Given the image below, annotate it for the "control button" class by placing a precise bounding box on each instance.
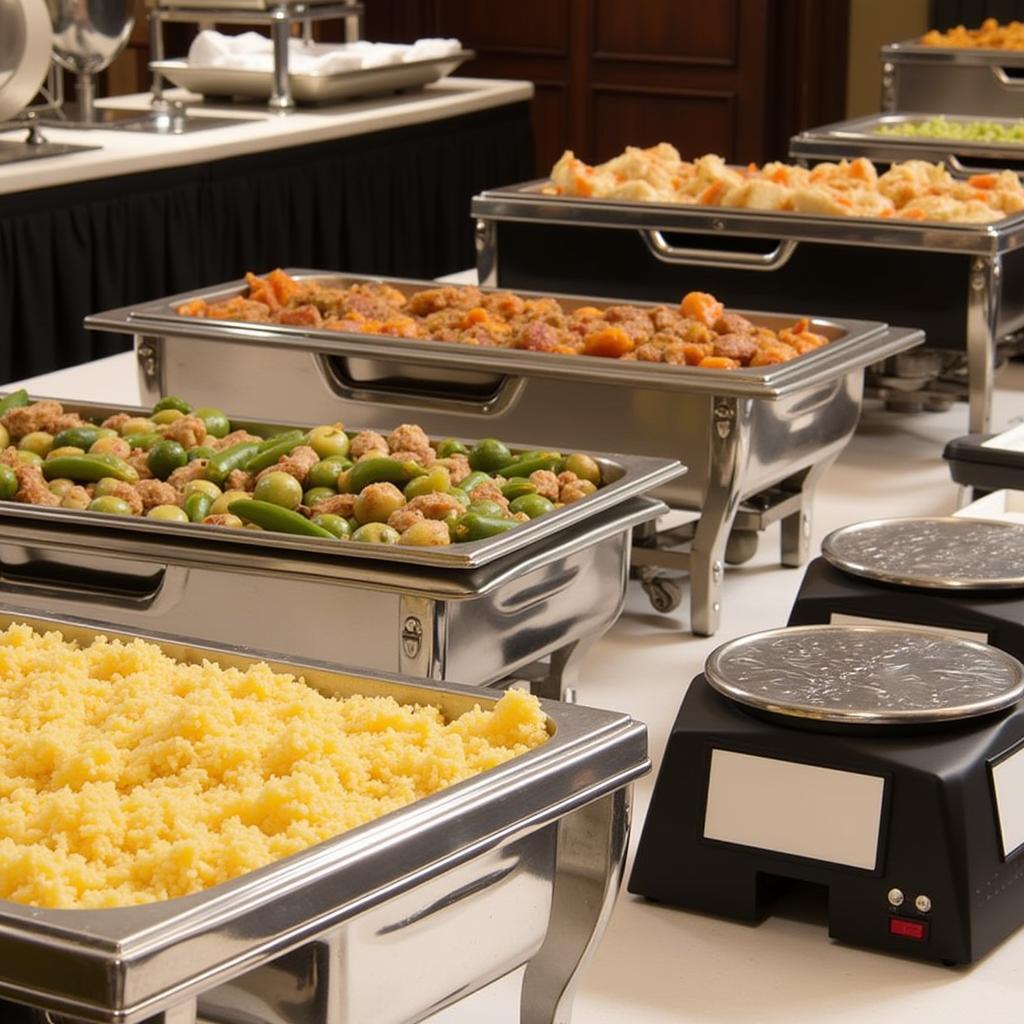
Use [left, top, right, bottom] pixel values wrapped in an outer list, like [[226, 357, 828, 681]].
[[887, 888, 905, 907], [890, 917, 928, 940], [915, 894, 932, 913]]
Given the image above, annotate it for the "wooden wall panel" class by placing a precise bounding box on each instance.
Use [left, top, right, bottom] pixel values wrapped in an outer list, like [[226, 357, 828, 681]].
[[432, 0, 570, 54], [593, 0, 738, 65]]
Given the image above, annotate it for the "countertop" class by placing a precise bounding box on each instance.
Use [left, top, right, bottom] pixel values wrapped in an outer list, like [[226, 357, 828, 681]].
[[7, 347, 1024, 1023], [0, 76, 532, 197]]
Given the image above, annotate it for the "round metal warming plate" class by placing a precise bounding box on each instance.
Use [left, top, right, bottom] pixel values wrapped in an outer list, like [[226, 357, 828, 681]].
[[705, 624, 1024, 726], [822, 517, 1024, 590], [0, 0, 51, 123]]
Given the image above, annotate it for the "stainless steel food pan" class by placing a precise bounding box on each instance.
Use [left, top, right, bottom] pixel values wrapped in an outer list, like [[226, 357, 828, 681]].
[[472, 181, 1024, 434], [881, 38, 1024, 117], [790, 112, 1024, 176], [0, 608, 648, 1024], [86, 272, 921, 635]]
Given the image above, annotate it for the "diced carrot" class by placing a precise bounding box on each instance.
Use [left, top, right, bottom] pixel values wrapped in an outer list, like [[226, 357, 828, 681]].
[[574, 175, 595, 197], [266, 268, 300, 305], [554, 345, 580, 356], [899, 208, 928, 220], [969, 174, 997, 189], [747, 162, 758, 174], [582, 326, 635, 358], [461, 307, 489, 328], [698, 180, 725, 204], [771, 167, 789, 185], [697, 356, 741, 370], [574, 306, 603, 317], [176, 299, 209, 317], [680, 291, 725, 326], [791, 317, 810, 334]]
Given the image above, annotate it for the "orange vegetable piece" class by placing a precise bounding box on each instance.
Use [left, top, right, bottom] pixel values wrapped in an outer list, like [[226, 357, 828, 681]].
[[969, 174, 997, 189], [266, 268, 300, 305], [699, 180, 725, 204], [461, 307, 490, 328], [244, 272, 278, 311], [697, 355, 740, 370], [176, 299, 209, 317], [582, 326, 635, 358], [680, 291, 725, 326], [574, 306, 603, 318], [574, 175, 595, 197]]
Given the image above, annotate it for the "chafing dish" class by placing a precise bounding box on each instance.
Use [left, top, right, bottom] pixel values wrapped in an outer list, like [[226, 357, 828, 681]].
[[790, 112, 1024, 176], [881, 38, 1024, 118], [86, 272, 921, 635], [0, 608, 648, 1023], [0, 398, 669, 698], [471, 180, 1016, 435]]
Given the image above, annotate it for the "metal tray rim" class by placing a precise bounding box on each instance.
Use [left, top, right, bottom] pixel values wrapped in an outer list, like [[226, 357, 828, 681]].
[[883, 37, 1024, 61]]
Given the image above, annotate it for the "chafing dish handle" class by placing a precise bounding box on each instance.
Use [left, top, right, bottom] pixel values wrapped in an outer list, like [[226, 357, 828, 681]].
[[947, 152, 1024, 177], [640, 232, 798, 271], [992, 66, 1024, 88]]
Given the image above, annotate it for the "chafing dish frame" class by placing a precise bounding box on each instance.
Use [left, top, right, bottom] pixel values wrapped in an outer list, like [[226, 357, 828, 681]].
[[86, 273, 919, 635], [0, 607, 649, 1024]]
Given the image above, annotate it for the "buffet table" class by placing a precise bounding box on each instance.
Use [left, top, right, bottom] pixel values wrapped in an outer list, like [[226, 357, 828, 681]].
[[10, 346, 1022, 1024], [0, 78, 533, 381]]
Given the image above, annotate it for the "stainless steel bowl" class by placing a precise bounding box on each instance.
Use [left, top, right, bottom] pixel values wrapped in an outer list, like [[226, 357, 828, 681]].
[[0, 0, 51, 122]]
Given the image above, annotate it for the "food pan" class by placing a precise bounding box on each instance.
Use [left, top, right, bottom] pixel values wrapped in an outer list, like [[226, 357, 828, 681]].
[[471, 180, 1023, 434], [0, 608, 648, 1024], [881, 38, 1024, 118], [87, 273, 921, 635], [790, 112, 1024, 177]]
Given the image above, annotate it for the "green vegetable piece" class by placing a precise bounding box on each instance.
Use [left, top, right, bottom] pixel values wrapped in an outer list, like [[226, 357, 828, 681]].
[[147, 440, 188, 480], [243, 431, 308, 474], [206, 441, 261, 486], [16, 451, 42, 467], [312, 513, 350, 538], [468, 438, 512, 473], [509, 493, 555, 519], [501, 477, 538, 500], [403, 465, 452, 500], [19, 432, 53, 457], [451, 512, 520, 542], [564, 452, 602, 485], [468, 499, 506, 518], [253, 470, 303, 510], [183, 491, 213, 523], [52, 426, 104, 451], [308, 425, 351, 460], [304, 486, 335, 507], [495, 452, 564, 480], [0, 389, 29, 415], [147, 505, 188, 523], [123, 432, 163, 451], [255, 429, 303, 452], [87, 496, 132, 516], [348, 457, 427, 494], [152, 396, 192, 415], [436, 438, 469, 459], [351, 522, 401, 544], [455, 471, 492, 495], [0, 465, 16, 500], [188, 445, 217, 462], [227, 499, 336, 538], [307, 457, 351, 490], [193, 407, 230, 439], [43, 454, 139, 484]]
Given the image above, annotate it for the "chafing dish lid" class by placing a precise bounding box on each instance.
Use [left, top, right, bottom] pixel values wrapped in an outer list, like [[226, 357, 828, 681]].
[[704, 624, 1024, 725], [0, 0, 51, 122], [822, 516, 1024, 590]]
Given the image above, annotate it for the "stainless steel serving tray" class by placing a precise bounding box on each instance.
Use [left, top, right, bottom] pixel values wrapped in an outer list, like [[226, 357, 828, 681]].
[[791, 112, 1024, 175], [11, 396, 682, 571], [473, 178, 1024, 257], [149, 50, 474, 104], [0, 608, 648, 1023], [89, 270, 904, 399]]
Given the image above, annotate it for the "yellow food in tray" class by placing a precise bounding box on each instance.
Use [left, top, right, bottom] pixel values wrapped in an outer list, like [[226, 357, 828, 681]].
[[0, 623, 548, 909], [547, 144, 1024, 224], [921, 18, 1024, 49]]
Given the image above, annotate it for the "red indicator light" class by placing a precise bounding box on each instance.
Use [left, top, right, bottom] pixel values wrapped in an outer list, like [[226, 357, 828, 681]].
[[890, 918, 928, 940]]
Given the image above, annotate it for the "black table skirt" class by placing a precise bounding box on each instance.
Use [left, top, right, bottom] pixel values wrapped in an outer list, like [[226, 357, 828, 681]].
[[0, 100, 533, 381]]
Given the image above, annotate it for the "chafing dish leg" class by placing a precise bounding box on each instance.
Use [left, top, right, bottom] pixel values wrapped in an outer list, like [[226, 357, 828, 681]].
[[779, 456, 837, 568], [269, 7, 294, 111], [531, 638, 594, 702], [690, 398, 752, 636], [520, 788, 630, 1024], [475, 220, 499, 287], [966, 256, 999, 434]]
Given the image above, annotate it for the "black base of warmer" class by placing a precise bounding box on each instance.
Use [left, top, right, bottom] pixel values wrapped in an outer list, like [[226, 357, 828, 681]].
[[628, 675, 1024, 964], [788, 556, 1024, 662]]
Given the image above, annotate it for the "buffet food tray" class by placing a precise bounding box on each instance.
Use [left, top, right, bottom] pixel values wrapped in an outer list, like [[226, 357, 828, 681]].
[[881, 38, 1024, 117], [149, 50, 474, 104], [472, 180, 1021, 434], [790, 112, 1024, 175], [87, 274, 922, 635], [0, 608, 648, 1024]]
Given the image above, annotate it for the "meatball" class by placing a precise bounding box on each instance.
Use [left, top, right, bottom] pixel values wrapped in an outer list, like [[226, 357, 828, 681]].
[[167, 460, 209, 489], [210, 430, 263, 452], [225, 469, 254, 492], [349, 431, 389, 460], [435, 454, 470, 485], [100, 413, 132, 432], [387, 423, 432, 459], [712, 334, 759, 363], [313, 493, 357, 518], [101, 481, 144, 516], [714, 312, 756, 336], [529, 470, 560, 501], [388, 506, 426, 533], [468, 481, 509, 511], [2, 401, 83, 441], [134, 479, 182, 511], [159, 416, 207, 449], [512, 321, 564, 352], [256, 445, 319, 486], [127, 448, 155, 480], [13, 464, 60, 506], [389, 448, 436, 467], [406, 492, 465, 521]]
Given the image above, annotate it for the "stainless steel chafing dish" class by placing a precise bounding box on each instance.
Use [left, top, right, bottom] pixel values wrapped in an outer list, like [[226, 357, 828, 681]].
[[84, 271, 921, 635], [471, 181, 1013, 434], [881, 38, 1024, 118], [0, 398, 672, 698], [790, 112, 1024, 177], [0, 608, 648, 1024]]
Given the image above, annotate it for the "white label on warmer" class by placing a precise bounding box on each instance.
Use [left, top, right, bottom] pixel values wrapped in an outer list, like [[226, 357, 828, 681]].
[[704, 749, 885, 871], [982, 422, 1024, 453], [991, 745, 1024, 859], [829, 612, 988, 644]]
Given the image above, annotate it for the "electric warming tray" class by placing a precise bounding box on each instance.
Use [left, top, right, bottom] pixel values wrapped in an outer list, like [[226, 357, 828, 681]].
[[86, 272, 922, 636], [0, 399, 671, 698], [881, 38, 1024, 118], [630, 623, 1024, 964], [0, 608, 649, 1024], [471, 179, 1021, 434]]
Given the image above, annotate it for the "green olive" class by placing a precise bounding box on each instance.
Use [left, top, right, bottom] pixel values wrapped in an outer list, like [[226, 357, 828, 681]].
[[254, 470, 303, 510], [89, 436, 129, 457], [0, 424, 9, 449], [308, 425, 351, 460], [61, 490, 91, 510], [147, 440, 188, 481], [0, 465, 16, 500], [183, 479, 221, 500], [88, 496, 132, 516], [16, 450, 42, 467], [468, 438, 512, 473], [353, 482, 406, 525], [304, 486, 335, 506], [509, 494, 556, 519], [351, 522, 400, 544], [95, 427, 118, 439], [210, 489, 250, 515], [204, 513, 243, 528], [151, 408, 185, 426], [399, 519, 452, 546], [404, 465, 452, 500], [563, 453, 602, 485], [468, 499, 506, 518], [147, 504, 188, 523], [19, 431, 53, 457], [193, 407, 230, 439], [336, 469, 353, 493], [153, 395, 192, 415], [47, 478, 76, 497], [48, 446, 85, 459], [307, 457, 350, 490], [188, 445, 217, 462], [563, 479, 598, 501], [93, 477, 124, 497], [118, 417, 156, 437], [312, 513, 351, 538], [436, 438, 469, 459]]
